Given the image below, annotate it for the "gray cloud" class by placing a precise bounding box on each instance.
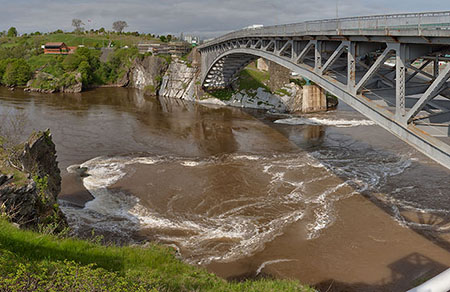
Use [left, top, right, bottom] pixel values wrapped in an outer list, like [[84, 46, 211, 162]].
[[1, 0, 449, 38]]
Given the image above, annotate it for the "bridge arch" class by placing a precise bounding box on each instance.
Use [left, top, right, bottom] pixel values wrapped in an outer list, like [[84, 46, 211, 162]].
[[199, 46, 450, 169], [202, 48, 345, 95]]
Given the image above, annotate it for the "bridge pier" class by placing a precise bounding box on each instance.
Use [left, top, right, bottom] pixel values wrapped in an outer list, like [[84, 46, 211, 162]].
[[301, 85, 327, 113]]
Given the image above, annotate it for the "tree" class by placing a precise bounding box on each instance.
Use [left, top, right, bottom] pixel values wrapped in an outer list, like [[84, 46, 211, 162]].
[[72, 19, 85, 33], [99, 27, 106, 34], [159, 35, 167, 42], [7, 27, 17, 37], [112, 21, 128, 33], [77, 61, 92, 85], [2, 59, 32, 86]]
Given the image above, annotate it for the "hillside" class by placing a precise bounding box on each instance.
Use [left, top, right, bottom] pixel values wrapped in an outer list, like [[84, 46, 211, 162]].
[[0, 32, 178, 92]]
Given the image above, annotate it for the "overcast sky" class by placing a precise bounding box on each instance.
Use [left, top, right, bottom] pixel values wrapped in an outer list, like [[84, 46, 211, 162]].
[[1, 0, 449, 38]]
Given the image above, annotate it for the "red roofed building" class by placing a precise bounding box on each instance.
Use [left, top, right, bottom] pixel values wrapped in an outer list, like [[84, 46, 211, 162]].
[[44, 42, 77, 55]]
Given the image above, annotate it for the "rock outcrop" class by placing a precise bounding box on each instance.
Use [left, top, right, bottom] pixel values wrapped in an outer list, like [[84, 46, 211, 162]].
[[159, 60, 199, 101], [0, 130, 67, 230], [25, 71, 82, 93], [127, 56, 169, 93]]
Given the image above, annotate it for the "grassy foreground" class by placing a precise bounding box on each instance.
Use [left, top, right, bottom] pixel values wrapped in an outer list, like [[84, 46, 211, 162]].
[[0, 219, 314, 291]]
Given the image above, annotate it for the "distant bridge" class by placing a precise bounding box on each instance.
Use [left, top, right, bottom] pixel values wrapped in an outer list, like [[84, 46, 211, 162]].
[[198, 11, 450, 170]]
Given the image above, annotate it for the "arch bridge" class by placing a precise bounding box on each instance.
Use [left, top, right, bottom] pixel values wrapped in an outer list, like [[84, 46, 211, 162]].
[[198, 11, 450, 170]]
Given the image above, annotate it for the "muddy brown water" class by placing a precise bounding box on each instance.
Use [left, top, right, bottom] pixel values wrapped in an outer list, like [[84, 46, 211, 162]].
[[1, 86, 449, 291]]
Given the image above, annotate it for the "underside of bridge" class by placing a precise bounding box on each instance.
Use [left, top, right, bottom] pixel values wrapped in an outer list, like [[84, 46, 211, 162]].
[[198, 12, 450, 169]]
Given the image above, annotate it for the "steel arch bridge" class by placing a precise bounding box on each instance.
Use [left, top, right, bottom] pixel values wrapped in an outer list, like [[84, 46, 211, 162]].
[[197, 11, 450, 170]]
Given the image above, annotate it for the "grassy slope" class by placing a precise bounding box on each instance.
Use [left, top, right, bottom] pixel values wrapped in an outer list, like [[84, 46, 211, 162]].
[[0, 33, 162, 49], [207, 66, 271, 101], [0, 220, 314, 291]]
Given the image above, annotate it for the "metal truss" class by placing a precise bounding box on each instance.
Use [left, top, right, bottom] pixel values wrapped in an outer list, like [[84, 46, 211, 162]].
[[198, 13, 450, 169]]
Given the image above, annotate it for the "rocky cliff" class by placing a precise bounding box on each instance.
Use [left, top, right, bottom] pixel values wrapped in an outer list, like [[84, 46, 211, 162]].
[[0, 130, 67, 231], [126, 56, 169, 94], [120, 49, 336, 113], [155, 51, 335, 113], [159, 60, 199, 101]]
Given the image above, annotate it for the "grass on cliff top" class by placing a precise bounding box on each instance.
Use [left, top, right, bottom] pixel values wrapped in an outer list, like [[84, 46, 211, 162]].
[[0, 219, 314, 292], [0, 33, 162, 49]]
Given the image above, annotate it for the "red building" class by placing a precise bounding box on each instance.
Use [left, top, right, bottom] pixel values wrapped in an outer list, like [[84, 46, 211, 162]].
[[44, 42, 76, 55]]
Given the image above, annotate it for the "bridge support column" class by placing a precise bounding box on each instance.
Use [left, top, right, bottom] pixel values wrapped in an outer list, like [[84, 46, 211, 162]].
[[301, 84, 327, 113], [395, 44, 407, 119]]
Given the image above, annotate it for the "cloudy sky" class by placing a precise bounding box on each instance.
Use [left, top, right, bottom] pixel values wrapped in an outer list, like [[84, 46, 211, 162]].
[[1, 0, 449, 38]]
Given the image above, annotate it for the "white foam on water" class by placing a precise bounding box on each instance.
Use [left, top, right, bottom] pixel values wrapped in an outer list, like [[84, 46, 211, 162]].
[[60, 149, 413, 264], [274, 117, 377, 127], [256, 259, 296, 275], [66, 164, 81, 174], [232, 155, 260, 161], [375, 191, 450, 232], [181, 161, 201, 167]]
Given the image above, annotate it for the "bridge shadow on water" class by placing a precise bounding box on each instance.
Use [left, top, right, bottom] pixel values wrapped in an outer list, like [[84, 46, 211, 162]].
[[245, 107, 450, 291], [314, 253, 448, 292]]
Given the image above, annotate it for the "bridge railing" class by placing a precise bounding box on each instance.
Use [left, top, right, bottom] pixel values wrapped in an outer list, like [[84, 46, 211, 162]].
[[200, 11, 450, 47]]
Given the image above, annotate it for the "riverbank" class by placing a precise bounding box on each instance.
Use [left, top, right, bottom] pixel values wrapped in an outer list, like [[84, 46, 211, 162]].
[[0, 219, 313, 291]]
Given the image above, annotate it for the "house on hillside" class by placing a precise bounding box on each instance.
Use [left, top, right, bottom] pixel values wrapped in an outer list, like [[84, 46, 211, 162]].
[[44, 42, 77, 55]]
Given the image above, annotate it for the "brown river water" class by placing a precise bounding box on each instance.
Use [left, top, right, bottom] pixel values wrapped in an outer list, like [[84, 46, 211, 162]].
[[1, 86, 449, 291]]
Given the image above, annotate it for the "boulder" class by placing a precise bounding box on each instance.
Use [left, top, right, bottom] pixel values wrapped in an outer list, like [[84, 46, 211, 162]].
[[0, 130, 67, 230]]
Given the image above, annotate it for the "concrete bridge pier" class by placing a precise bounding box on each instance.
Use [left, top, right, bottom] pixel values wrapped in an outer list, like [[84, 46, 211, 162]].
[[301, 84, 327, 113]]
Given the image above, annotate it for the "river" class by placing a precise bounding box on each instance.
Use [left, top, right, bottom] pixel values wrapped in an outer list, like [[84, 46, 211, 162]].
[[1, 86, 449, 291]]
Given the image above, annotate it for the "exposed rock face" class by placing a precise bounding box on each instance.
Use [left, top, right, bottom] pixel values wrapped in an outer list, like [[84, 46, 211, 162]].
[[267, 60, 291, 92], [159, 60, 199, 101], [0, 130, 67, 230], [60, 73, 83, 93], [199, 83, 303, 112], [128, 56, 168, 92], [19, 130, 61, 198]]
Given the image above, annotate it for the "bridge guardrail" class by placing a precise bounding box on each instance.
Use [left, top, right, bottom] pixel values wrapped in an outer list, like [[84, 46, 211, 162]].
[[199, 11, 450, 48]]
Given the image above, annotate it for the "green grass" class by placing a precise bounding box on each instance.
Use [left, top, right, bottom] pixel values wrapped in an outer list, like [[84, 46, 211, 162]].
[[208, 88, 234, 101], [26, 55, 60, 71], [206, 67, 273, 102], [274, 88, 291, 97], [238, 68, 270, 92], [0, 219, 314, 291], [0, 33, 162, 50]]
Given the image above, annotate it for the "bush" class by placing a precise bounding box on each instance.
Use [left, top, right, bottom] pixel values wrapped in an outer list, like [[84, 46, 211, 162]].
[[2, 59, 31, 86]]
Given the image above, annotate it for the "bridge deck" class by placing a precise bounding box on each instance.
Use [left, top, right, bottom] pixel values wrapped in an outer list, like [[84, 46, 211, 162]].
[[200, 11, 450, 48]]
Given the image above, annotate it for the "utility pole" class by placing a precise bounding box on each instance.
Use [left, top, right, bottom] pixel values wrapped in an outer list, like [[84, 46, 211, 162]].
[[336, 0, 339, 18]]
